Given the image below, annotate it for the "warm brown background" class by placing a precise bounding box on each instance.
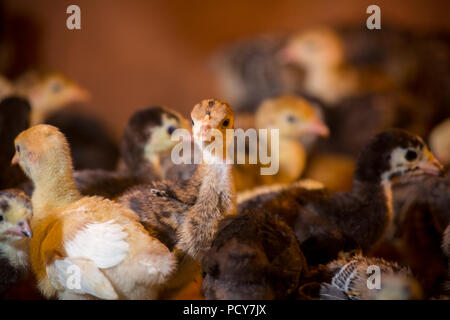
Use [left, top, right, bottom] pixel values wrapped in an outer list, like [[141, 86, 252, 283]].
[[2, 0, 450, 139]]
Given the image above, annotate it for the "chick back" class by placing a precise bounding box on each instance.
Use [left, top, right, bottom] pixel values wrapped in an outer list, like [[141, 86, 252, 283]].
[[202, 209, 307, 300]]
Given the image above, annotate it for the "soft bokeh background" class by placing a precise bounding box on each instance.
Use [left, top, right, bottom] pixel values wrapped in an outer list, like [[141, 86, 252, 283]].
[[1, 0, 449, 139]]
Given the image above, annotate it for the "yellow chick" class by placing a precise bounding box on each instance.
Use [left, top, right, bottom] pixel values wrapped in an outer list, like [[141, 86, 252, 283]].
[[15, 72, 90, 125], [12, 125, 175, 300], [233, 95, 329, 191]]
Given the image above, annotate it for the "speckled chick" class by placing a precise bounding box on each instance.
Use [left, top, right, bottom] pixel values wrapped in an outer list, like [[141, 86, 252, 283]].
[[119, 99, 236, 298], [319, 252, 422, 300]]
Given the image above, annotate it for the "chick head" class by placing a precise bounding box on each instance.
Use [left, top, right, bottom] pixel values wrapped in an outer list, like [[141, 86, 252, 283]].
[[12, 124, 73, 182], [27, 73, 90, 124], [281, 27, 345, 69], [355, 129, 444, 184], [0, 189, 32, 241], [256, 95, 329, 140], [122, 106, 190, 171], [191, 99, 234, 158]]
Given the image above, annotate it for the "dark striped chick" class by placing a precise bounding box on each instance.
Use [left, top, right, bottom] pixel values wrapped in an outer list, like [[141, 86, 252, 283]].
[[319, 253, 422, 300]]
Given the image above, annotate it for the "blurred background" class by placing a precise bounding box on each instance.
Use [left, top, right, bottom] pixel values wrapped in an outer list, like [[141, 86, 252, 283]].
[[1, 0, 450, 139]]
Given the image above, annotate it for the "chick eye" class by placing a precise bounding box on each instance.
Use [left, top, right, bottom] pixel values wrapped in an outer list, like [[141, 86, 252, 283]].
[[16, 145, 20, 153], [167, 126, 176, 135], [51, 82, 62, 93], [286, 115, 297, 123], [222, 119, 230, 127], [405, 150, 417, 161], [0, 214, 3, 222]]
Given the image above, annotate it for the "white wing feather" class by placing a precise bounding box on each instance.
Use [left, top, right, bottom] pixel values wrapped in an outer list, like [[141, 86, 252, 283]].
[[64, 220, 129, 269]]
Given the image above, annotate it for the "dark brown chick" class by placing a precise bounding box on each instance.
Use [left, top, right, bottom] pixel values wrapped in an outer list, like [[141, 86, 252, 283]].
[[202, 208, 307, 300], [239, 129, 445, 266]]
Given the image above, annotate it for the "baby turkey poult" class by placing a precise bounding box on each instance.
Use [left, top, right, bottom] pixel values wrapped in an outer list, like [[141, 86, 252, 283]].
[[232, 95, 329, 191], [239, 129, 445, 266], [318, 252, 422, 300], [0, 189, 33, 297], [12, 125, 176, 300], [73, 105, 192, 199], [202, 207, 307, 300], [119, 99, 237, 298]]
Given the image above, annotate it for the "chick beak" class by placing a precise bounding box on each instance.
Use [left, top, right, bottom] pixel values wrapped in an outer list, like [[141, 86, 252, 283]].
[[277, 47, 295, 64], [303, 119, 330, 137], [70, 86, 91, 102], [418, 153, 445, 177], [11, 152, 19, 166], [8, 219, 32, 238]]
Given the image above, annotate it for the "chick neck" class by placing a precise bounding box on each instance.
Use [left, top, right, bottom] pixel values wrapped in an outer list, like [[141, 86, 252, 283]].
[[329, 167, 393, 251], [261, 132, 306, 184], [0, 237, 29, 269], [31, 160, 81, 215], [179, 140, 236, 260]]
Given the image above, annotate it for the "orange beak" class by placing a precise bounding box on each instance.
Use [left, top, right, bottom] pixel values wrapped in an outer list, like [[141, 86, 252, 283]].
[[11, 152, 19, 166], [303, 119, 330, 137], [69, 85, 91, 102]]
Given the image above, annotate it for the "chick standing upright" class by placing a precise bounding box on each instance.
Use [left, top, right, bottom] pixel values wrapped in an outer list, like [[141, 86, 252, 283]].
[[119, 99, 237, 298], [0, 189, 33, 297], [12, 125, 176, 300]]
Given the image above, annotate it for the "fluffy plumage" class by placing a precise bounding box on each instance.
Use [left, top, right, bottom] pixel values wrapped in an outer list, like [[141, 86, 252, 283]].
[[239, 129, 444, 265], [202, 208, 307, 299], [62, 106, 191, 199], [15, 72, 89, 125], [45, 110, 119, 171], [119, 99, 236, 298], [13, 124, 175, 299], [318, 253, 422, 300], [0, 189, 32, 297], [232, 95, 329, 191]]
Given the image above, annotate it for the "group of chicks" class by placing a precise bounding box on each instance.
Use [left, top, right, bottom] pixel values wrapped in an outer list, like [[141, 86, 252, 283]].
[[0, 25, 449, 300]]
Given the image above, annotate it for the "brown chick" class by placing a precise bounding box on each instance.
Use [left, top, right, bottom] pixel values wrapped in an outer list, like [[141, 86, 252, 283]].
[[15, 72, 89, 125], [119, 99, 236, 298], [281, 27, 394, 105], [12, 124, 175, 300], [233, 95, 329, 192], [0, 189, 32, 297]]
